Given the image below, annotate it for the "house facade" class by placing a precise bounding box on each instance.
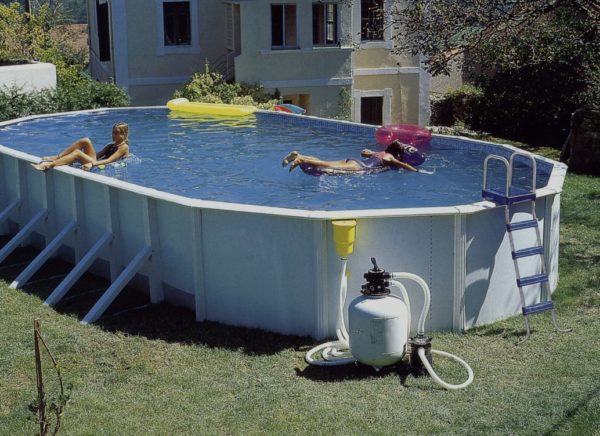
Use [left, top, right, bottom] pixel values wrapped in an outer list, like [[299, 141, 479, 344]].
[[87, 0, 431, 125]]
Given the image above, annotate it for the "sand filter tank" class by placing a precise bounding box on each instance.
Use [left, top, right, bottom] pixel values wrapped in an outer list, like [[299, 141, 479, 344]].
[[305, 220, 473, 390], [348, 259, 408, 368]]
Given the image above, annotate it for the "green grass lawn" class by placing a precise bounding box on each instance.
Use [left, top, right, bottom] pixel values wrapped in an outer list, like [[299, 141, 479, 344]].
[[1, 156, 599, 435]]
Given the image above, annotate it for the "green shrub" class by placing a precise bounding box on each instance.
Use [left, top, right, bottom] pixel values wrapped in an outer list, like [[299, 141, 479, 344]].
[[0, 2, 29, 60], [0, 86, 58, 121], [473, 58, 598, 148], [453, 7, 599, 148], [0, 73, 129, 122], [432, 60, 599, 149], [56, 71, 129, 112], [430, 85, 484, 127], [174, 64, 278, 110], [0, 1, 130, 121]]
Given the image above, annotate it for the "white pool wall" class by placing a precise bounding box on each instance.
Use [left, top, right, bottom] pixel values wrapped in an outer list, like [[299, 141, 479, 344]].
[[0, 109, 567, 339]]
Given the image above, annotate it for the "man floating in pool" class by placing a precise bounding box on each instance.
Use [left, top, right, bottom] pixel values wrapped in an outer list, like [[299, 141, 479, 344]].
[[282, 140, 425, 176], [31, 122, 130, 172]]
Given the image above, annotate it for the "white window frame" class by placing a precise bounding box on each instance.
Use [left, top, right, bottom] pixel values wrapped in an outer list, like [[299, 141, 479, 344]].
[[312, 2, 339, 47], [352, 88, 393, 125], [354, 0, 393, 49], [156, 0, 201, 55]]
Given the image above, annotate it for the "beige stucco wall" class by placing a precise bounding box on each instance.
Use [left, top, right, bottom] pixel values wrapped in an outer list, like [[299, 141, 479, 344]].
[[125, 0, 227, 79], [88, 0, 235, 105], [353, 73, 420, 124], [236, 49, 352, 84], [350, 2, 427, 125], [285, 85, 349, 118], [128, 83, 184, 106], [234, 0, 353, 115], [429, 62, 464, 96], [86, 0, 431, 119], [353, 48, 418, 69]]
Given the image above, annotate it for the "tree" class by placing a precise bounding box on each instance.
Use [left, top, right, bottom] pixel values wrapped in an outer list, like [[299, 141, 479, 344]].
[[388, 0, 599, 148], [392, 0, 600, 76], [0, 2, 129, 121]]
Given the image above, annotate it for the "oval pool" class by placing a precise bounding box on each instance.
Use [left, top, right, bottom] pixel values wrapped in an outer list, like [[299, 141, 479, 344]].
[[0, 108, 567, 339], [0, 108, 551, 210]]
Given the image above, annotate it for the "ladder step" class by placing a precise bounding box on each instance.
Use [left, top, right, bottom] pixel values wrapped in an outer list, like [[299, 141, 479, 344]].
[[522, 301, 554, 315], [507, 219, 538, 232], [482, 187, 536, 205], [512, 246, 544, 259], [517, 273, 548, 287]]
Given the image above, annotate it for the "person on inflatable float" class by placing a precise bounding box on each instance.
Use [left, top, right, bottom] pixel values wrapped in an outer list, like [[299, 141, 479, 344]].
[[31, 122, 130, 172], [282, 140, 419, 174]]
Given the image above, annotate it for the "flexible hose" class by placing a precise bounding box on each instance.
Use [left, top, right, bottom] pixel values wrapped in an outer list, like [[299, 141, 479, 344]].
[[392, 272, 473, 390], [390, 272, 430, 336], [305, 341, 355, 366], [305, 258, 355, 366], [418, 347, 474, 390], [389, 280, 411, 335], [336, 259, 349, 345], [306, 263, 475, 388]]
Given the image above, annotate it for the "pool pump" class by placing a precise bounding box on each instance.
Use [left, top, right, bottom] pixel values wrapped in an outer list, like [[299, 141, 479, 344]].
[[305, 256, 474, 390], [348, 258, 409, 368]]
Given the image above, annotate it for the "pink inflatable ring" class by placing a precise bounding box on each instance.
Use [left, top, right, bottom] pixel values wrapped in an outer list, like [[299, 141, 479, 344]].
[[375, 124, 432, 149]]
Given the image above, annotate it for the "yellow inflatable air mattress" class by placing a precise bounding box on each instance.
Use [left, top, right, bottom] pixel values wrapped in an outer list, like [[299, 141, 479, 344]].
[[167, 98, 257, 116]]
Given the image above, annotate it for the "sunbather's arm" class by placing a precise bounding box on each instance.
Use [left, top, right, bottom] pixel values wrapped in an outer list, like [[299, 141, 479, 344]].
[[384, 155, 418, 172]]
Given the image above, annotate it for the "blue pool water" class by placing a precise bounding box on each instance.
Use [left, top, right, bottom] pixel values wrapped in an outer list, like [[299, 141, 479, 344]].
[[0, 109, 551, 210]]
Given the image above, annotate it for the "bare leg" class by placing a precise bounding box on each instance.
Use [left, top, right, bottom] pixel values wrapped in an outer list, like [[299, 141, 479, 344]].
[[32, 149, 95, 172], [42, 137, 96, 161], [282, 151, 362, 172]]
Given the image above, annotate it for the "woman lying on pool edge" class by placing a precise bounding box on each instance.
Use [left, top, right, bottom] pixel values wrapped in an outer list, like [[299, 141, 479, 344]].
[[31, 122, 130, 172], [282, 140, 428, 174]]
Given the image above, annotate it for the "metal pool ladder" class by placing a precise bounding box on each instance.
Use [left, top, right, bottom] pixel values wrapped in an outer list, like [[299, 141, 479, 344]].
[[482, 152, 570, 342]]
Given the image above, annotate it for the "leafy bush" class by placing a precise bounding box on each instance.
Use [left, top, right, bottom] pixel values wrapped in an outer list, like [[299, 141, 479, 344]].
[[56, 71, 129, 112], [0, 2, 28, 60], [174, 64, 279, 109], [399, 2, 599, 148], [0, 86, 58, 121], [432, 58, 600, 149], [472, 62, 588, 147], [0, 75, 129, 122], [0, 2, 129, 121], [430, 85, 484, 127]]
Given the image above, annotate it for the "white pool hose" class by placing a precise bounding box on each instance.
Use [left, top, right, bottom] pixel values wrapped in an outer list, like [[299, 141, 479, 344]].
[[418, 348, 474, 390], [305, 263, 475, 389], [389, 279, 411, 334], [305, 258, 355, 366], [390, 271, 473, 390], [337, 258, 349, 346], [390, 272, 430, 336]]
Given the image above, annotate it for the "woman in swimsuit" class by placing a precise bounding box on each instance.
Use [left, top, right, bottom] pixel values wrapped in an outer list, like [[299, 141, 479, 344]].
[[282, 140, 419, 174], [31, 122, 130, 172]]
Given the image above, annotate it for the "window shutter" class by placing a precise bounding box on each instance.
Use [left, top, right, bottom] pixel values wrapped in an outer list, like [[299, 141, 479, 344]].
[[226, 3, 234, 50]]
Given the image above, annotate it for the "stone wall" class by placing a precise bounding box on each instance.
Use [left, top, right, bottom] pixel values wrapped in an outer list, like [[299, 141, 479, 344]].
[[561, 109, 600, 175]]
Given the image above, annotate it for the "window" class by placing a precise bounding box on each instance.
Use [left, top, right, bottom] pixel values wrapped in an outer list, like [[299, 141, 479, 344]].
[[163, 1, 191, 46], [271, 4, 297, 48], [96, 0, 110, 61], [361, 96, 383, 125], [361, 0, 383, 41], [312, 3, 338, 46]]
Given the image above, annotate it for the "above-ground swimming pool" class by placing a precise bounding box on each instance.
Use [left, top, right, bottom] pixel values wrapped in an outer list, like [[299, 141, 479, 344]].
[[0, 108, 567, 338]]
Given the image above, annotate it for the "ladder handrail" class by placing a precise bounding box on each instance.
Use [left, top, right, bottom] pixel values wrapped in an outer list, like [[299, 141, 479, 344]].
[[509, 152, 538, 193], [482, 151, 569, 342], [483, 155, 510, 196]]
